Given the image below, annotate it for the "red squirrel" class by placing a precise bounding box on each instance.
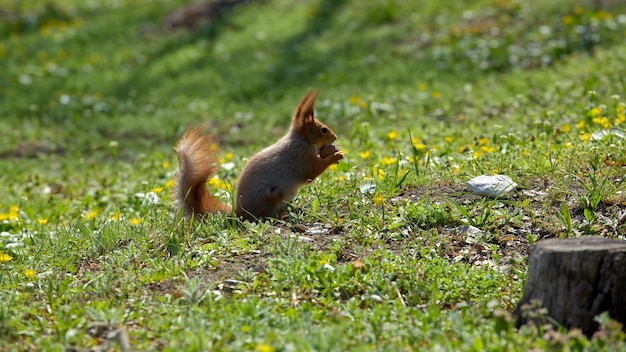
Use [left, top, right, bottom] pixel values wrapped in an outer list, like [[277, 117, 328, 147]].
[[174, 91, 344, 221]]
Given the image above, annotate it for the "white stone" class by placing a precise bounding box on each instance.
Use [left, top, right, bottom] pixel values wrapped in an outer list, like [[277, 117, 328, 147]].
[[304, 223, 330, 236], [368, 294, 384, 303], [466, 174, 517, 198], [456, 225, 484, 244], [297, 236, 315, 243]]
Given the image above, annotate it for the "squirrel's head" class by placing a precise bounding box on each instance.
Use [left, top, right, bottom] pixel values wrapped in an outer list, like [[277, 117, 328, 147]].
[[291, 90, 338, 148]]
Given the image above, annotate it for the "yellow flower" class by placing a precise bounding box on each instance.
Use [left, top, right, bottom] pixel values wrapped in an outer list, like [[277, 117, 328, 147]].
[[373, 195, 384, 206], [592, 117, 611, 129], [349, 95, 361, 105], [381, 156, 396, 166], [444, 136, 454, 143], [9, 206, 19, 219], [560, 124, 571, 133], [225, 152, 233, 161], [431, 91, 441, 99], [162, 161, 171, 169], [25, 269, 36, 279], [376, 168, 385, 180], [413, 143, 427, 151], [349, 95, 367, 108], [574, 6, 584, 15], [0, 206, 20, 222], [360, 150, 371, 159], [256, 344, 274, 352], [150, 187, 164, 194], [452, 165, 461, 173], [0, 252, 13, 263], [129, 218, 142, 226], [165, 179, 175, 188], [473, 150, 481, 159], [387, 131, 398, 140], [563, 15, 573, 25], [590, 107, 602, 117], [418, 83, 428, 91], [576, 120, 586, 129], [596, 10, 611, 20], [71, 17, 84, 28], [328, 164, 337, 171], [90, 53, 101, 64], [318, 259, 328, 265], [85, 210, 98, 220], [111, 211, 121, 221], [37, 50, 47, 61], [480, 145, 497, 153], [615, 104, 626, 125], [580, 133, 591, 143], [37, 218, 48, 225], [208, 176, 224, 190], [478, 137, 490, 146], [337, 175, 347, 182]]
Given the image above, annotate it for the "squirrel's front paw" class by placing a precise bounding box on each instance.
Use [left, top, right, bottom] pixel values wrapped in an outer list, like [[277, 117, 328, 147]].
[[330, 150, 344, 163]]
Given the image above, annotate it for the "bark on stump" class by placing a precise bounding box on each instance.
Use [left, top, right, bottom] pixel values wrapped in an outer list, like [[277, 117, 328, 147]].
[[514, 237, 626, 336]]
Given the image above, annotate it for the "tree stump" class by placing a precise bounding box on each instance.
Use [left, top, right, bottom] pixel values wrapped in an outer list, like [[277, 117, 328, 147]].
[[514, 237, 626, 336]]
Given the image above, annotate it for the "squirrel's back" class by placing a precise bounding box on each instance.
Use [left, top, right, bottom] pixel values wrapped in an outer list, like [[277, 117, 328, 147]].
[[235, 133, 316, 219]]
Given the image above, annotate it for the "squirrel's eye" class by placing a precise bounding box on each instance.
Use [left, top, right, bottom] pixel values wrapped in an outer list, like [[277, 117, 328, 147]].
[[321, 127, 328, 134]]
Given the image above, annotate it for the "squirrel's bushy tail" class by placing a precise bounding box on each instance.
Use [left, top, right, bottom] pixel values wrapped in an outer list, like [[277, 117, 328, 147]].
[[174, 128, 231, 219]]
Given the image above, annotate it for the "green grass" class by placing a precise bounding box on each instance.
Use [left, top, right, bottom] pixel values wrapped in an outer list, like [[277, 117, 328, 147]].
[[1, 0, 626, 350]]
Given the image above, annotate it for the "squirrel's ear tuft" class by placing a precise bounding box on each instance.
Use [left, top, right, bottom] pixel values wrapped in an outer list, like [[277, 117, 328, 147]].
[[293, 90, 319, 125]]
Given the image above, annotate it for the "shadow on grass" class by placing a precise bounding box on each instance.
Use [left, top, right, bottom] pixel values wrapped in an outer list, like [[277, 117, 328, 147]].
[[2, 0, 460, 123], [145, 0, 350, 103]]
